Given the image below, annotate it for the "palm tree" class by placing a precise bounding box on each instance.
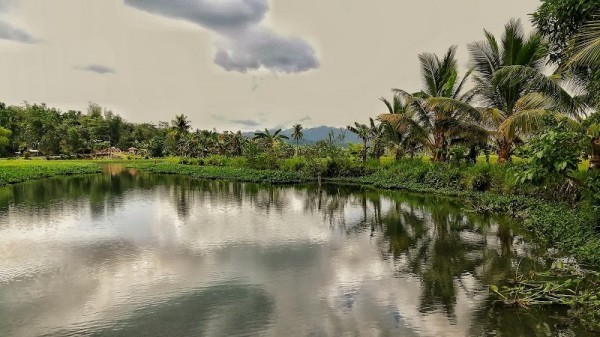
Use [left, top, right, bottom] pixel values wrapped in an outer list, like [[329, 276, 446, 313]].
[[347, 122, 371, 162], [171, 114, 191, 156], [292, 124, 303, 156], [253, 128, 289, 151], [379, 93, 420, 160], [171, 114, 191, 139], [368, 118, 385, 160], [568, 18, 600, 67], [380, 46, 482, 162], [466, 19, 581, 162]]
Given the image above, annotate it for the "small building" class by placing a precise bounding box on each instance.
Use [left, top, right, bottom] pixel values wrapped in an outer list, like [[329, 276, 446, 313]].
[[128, 147, 138, 154]]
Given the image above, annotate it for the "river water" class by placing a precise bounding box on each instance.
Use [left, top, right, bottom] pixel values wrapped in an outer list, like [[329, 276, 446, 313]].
[[0, 165, 591, 336]]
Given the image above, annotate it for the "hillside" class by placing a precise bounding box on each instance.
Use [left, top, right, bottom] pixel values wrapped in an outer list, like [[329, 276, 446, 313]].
[[243, 126, 361, 145]]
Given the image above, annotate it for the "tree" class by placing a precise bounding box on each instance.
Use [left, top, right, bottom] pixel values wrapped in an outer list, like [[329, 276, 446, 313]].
[[368, 118, 385, 160], [533, 0, 600, 107], [379, 93, 420, 160], [568, 19, 600, 67], [467, 19, 580, 162], [380, 46, 482, 162], [171, 114, 191, 156], [292, 124, 303, 156], [253, 129, 289, 151], [0, 126, 11, 155], [415, 20, 580, 163], [347, 122, 371, 162], [532, 0, 600, 64]]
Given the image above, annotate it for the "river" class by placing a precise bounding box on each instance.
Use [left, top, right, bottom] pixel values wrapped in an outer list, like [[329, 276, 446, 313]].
[[0, 164, 590, 336]]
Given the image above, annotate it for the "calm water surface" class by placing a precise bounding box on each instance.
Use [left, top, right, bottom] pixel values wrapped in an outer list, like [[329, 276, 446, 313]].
[[0, 165, 592, 336]]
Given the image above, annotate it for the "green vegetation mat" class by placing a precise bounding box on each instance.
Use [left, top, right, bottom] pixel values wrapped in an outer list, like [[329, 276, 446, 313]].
[[0, 160, 102, 186]]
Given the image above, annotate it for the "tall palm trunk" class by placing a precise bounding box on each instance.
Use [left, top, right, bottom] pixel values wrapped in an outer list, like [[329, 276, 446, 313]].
[[395, 147, 405, 161], [590, 137, 600, 170], [497, 139, 512, 163], [432, 131, 447, 162], [360, 139, 368, 162]]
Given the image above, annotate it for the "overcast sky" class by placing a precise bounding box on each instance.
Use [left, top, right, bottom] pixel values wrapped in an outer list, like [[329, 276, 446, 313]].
[[0, 0, 539, 131]]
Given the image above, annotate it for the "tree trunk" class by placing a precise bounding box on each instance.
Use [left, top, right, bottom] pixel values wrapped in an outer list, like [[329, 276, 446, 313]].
[[431, 131, 446, 162], [497, 140, 512, 164], [395, 147, 404, 161], [590, 136, 600, 170], [361, 140, 367, 163]]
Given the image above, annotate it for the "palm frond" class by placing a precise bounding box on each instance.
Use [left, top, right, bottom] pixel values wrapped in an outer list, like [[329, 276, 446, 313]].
[[568, 18, 600, 66], [499, 108, 549, 139]]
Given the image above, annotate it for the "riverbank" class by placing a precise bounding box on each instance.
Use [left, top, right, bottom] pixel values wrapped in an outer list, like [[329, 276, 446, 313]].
[[1, 158, 598, 268], [0, 160, 102, 186], [125, 160, 600, 268]]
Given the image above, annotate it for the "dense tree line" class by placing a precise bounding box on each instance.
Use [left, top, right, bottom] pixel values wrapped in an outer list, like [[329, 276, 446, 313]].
[[345, 9, 600, 182]]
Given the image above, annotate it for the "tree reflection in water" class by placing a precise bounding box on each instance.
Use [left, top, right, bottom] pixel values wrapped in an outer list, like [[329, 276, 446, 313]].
[[0, 165, 589, 336]]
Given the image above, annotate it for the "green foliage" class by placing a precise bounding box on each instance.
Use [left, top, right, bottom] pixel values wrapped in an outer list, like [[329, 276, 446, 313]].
[[532, 0, 600, 63], [148, 136, 165, 158], [0, 126, 11, 155], [0, 160, 101, 186], [516, 123, 584, 184]]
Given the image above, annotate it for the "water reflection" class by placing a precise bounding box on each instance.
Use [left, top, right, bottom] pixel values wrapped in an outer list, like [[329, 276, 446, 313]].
[[0, 165, 589, 336]]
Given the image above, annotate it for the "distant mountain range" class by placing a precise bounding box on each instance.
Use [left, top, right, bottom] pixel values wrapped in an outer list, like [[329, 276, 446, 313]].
[[242, 126, 361, 145]]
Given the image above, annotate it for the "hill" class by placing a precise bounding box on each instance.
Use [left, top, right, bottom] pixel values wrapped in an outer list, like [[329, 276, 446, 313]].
[[243, 126, 361, 145]]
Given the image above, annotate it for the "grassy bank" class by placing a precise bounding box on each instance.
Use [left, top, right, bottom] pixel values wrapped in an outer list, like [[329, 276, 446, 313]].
[[126, 158, 600, 267], [0, 159, 102, 186]]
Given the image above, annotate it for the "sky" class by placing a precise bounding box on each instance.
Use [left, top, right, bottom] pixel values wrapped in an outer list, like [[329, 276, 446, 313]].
[[0, 0, 540, 131]]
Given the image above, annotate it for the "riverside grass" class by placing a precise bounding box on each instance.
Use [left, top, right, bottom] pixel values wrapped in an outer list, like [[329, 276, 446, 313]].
[[0, 159, 102, 186]]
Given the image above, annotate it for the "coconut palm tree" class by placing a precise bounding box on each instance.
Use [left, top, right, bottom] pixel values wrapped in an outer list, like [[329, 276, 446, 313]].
[[466, 19, 581, 162], [380, 46, 482, 162], [292, 124, 303, 156], [171, 114, 191, 139], [368, 118, 386, 160], [568, 18, 600, 67], [253, 128, 289, 151], [170, 114, 191, 156], [347, 122, 371, 162], [379, 93, 423, 160]]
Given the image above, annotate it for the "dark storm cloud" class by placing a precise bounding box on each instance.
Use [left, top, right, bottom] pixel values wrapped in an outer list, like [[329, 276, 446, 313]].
[[78, 64, 116, 74], [124, 0, 267, 31], [215, 27, 319, 73], [123, 0, 318, 73]]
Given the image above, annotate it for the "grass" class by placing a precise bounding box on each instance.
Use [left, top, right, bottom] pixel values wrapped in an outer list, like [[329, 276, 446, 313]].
[[0, 159, 102, 186]]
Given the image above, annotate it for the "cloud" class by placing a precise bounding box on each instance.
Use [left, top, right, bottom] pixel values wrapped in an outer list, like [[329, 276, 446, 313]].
[[231, 119, 261, 127], [78, 64, 116, 74], [0, 20, 39, 43], [211, 114, 263, 127], [124, 0, 318, 74], [299, 116, 311, 122], [215, 27, 318, 73], [0, 1, 40, 44]]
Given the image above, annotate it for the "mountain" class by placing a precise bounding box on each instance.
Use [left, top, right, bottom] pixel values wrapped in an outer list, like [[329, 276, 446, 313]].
[[242, 126, 361, 145]]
